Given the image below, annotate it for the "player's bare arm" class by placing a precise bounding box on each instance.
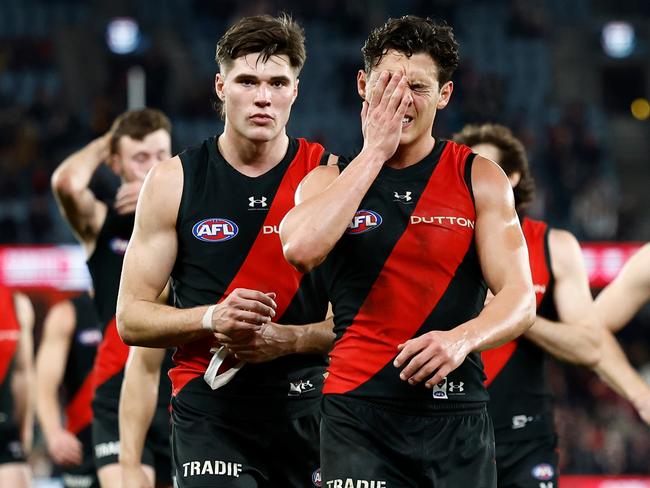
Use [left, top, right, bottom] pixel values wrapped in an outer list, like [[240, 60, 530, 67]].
[[224, 316, 335, 363], [119, 347, 164, 488], [51, 133, 111, 253], [116, 157, 276, 347], [12, 293, 34, 453], [35, 300, 83, 466], [595, 243, 650, 332], [395, 156, 535, 387], [281, 71, 411, 272], [523, 229, 601, 367]]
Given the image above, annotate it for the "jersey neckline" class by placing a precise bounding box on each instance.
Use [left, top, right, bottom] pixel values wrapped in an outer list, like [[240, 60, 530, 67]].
[[207, 135, 300, 182], [377, 139, 447, 182]]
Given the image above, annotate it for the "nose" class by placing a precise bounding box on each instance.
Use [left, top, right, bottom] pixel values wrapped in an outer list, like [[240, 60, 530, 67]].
[[254, 83, 271, 107]]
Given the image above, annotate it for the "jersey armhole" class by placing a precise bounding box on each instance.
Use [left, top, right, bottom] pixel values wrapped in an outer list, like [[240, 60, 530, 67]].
[[543, 226, 555, 290], [463, 152, 478, 206], [175, 154, 191, 233]]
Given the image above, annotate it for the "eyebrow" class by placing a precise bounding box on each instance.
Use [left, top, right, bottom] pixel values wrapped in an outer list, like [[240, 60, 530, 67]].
[[232, 74, 291, 83]]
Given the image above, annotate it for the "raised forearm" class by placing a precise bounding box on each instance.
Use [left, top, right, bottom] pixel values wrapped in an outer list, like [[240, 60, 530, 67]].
[[51, 134, 110, 197], [281, 148, 385, 272], [36, 381, 64, 441], [524, 317, 601, 367], [461, 284, 535, 352]]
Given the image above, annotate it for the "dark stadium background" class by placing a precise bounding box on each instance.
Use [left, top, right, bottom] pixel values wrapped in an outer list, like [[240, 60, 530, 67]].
[[0, 0, 648, 486]]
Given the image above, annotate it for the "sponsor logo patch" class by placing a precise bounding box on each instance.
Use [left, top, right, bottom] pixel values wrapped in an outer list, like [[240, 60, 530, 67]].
[[192, 218, 239, 242], [432, 377, 448, 399], [312, 468, 322, 487], [346, 210, 382, 235], [531, 463, 554, 481]]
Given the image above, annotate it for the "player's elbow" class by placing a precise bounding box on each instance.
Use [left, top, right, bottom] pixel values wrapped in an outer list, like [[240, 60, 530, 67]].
[[518, 285, 537, 334], [282, 241, 323, 274], [579, 326, 603, 368], [51, 169, 78, 199], [116, 305, 139, 346]]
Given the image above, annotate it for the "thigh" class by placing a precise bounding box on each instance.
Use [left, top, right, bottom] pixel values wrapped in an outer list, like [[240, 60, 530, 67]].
[[171, 396, 269, 488], [269, 409, 321, 488], [496, 437, 559, 488], [0, 463, 31, 488]]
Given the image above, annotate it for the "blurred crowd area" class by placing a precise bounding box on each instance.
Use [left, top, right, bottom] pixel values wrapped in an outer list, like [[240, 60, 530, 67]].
[[1, 0, 649, 477]]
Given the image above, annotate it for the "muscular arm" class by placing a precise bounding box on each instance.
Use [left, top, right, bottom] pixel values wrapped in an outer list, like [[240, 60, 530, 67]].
[[225, 316, 335, 363], [523, 229, 601, 367], [281, 72, 410, 272], [119, 347, 164, 486], [51, 134, 110, 252], [12, 293, 34, 452], [595, 243, 650, 332], [395, 157, 535, 386], [116, 157, 276, 348], [35, 300, 83, 466]]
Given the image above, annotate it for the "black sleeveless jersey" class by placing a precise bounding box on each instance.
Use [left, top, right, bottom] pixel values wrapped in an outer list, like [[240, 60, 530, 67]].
[[169, 135, 330, 418], [321, 140, 489, 412], [483, 217, 558, 442], [0, 285, 20, 436], [86, 206, 174, 409], [63, 293, 102, 440]]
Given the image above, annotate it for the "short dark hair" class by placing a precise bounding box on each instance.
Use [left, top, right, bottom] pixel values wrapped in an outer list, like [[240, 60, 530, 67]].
[[109, 108, 171, 156], [453, 123, 535, 212], [362, 16, 459, 85], [215, 14, 306, 74]]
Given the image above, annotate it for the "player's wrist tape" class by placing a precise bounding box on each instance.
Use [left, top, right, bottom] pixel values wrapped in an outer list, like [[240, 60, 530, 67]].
[[202, 304, 217, 331]]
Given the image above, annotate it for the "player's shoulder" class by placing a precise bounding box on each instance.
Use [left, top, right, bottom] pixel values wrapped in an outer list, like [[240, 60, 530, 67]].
[[471, 155, 513, 207], [12, 292, 34, 331], [45, 299, 76, 335]]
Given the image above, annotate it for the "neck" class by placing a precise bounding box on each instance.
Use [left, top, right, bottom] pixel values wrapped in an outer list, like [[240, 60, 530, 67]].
[[386, 135, 436, 169], [218, 126, 289, 177]]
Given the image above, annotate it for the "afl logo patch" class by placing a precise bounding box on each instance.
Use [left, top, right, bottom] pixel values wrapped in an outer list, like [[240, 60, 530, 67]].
[[192, 218, 239, 242], [311, 468, 321, 486], [77, 329, 102, 346], [531, 463, 554, 481], [346, 210, 382, 234]]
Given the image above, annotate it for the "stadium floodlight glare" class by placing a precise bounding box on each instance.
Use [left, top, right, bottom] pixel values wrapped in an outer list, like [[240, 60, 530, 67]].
[[601, 21, 635, 58], [106, 17, 141, 55]]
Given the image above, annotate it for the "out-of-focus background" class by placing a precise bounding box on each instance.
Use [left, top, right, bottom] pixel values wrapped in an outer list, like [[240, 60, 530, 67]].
[[0, 0, 648, 486]]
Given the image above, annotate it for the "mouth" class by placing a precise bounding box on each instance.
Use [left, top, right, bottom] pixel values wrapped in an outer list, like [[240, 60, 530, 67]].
[[250, 114, 274, 124], [401, 115, 413, 127]]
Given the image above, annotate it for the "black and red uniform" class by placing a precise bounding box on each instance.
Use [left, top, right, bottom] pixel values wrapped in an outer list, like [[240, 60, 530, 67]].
[[170, 136, 329, 488], [87, 207, 173, 481], [0, 285, 26, 466], [58, 292, 102, 488], [320, 141, 495, 487], [483, 217, 559, 488]]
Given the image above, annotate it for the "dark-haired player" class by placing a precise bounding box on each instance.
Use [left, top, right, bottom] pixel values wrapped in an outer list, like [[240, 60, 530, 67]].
[[52, 108, 174, 487], [281, 16, 535, 487], [36, 292, 102, 488], [117, 14, 335, 488], [454, 122, 650, 487], [0, 285, 34, 488]]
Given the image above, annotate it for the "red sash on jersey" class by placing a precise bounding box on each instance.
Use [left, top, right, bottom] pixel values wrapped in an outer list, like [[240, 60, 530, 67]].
[[325, 142, 476, 394], [483, 217, 549, 386], [170, 139, 325, 395], [0, 286, 20, 385]]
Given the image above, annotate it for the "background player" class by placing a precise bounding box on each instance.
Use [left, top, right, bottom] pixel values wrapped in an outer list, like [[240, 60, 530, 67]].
[[0, 285, 34, 488], [281, 16, 535, 487], [454, 123, 650, 487], [51, 108, 174, 487], [36, 291, 102, 488], [117, 14, 334, 488]]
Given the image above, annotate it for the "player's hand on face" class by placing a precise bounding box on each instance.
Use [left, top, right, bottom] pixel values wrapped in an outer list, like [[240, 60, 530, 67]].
[[47, 428, 83, 466], [222, 322, 296, 363], [121, 464, 153, 488], [393, 329, 471, 388], [361, 70, 412, 161], [114, 180, 145, 215], [210, 289, 277, 339]]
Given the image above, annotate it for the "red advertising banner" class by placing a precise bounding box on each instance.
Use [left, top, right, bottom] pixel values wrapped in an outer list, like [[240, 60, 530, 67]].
[[561, 475, 650, 488]]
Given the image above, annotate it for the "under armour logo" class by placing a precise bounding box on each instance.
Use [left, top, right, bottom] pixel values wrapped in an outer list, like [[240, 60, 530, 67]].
[[248, 196, 268, 208], [448, 381, 464, 392], [393, 191, 412, 202]]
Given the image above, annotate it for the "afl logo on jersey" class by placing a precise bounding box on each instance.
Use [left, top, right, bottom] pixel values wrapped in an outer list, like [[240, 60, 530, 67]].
[[77, 328, 102, 346], [346, 210, 382, 235], [192, 218, 239, 242], [109, 237, 129, 255]]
